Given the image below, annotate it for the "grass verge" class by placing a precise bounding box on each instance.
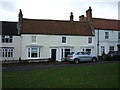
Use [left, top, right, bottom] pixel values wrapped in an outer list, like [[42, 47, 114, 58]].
[[2, 63, 119, 88]]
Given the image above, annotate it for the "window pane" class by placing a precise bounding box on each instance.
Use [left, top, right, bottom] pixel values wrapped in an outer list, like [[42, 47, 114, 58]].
[[101, 46, 105, 55], [2, 36, 13, 43], [32, 36, 36, 43], [11, 51, 13, 57], [86, 49, 91, 54], [8, 49, 10, 57], [118, 32, 120, 39], [2, 49, 4, 57], [105, 32, 109, 39], [109, 46, 114, 52], [31, 53, 37, 57], [5, 49, 7, 57], [28, 47, 40, 58], [62, 37, 66, 43], [61, 49, 63, 58], [31, 48, 37, 57], [28, 48, 30, 57], [10, 36, 13, 38], [65, 49, 70, 57], [1, 48, 13, 57], [10, 39, 12, 43], [2, 39, 5, 43], [2, 36, 4, 42], [88, 37, 92, 43], [39, 48, 40, 57]]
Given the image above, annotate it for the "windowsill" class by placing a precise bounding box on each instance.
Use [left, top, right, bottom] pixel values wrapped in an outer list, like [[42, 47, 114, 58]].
[[2, 42, 13, 43], [88, 43, 92, 44], [62, 43, 67, 44], [27, 57, 40, 59], [31, 42, 37, 44]]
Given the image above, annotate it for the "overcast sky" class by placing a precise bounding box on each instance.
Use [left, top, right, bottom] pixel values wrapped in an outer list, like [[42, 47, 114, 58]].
[[0, 0, 119, 21]]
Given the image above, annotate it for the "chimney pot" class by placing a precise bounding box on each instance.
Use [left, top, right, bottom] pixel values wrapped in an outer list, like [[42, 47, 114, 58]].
[[70, 12, 74, 22], [79, 15, 85, 21], [18, 9, 23, 23]]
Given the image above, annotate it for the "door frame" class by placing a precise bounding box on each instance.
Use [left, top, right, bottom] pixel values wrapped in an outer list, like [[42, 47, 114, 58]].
[[50, 48, 58, 60]]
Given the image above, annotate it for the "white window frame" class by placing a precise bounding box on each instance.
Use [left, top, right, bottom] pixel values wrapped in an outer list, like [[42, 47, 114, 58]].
[[50, 48, 58, 60], [62, 36, 67, 44], [88, 37, 92, 44], [101, 46, 105, 55], [61, 48, 71, 59], [1, 48, 14, 57], [109, 46, 114, 52], [105, 32, 109, 39], [82, 48, 92, 54], [27, 47, 40, 59], [2, 36, 13, 43], [31, 36, 36, 43]]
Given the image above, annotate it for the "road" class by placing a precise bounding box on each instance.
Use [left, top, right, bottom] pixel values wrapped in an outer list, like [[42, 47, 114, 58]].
[[2, 61, 120, 72]]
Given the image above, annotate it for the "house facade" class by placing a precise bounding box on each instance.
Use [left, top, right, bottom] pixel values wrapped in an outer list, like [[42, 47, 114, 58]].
[[18, 10, 95, 61], [92, 13, 120, 56], [79, 7, 120, 56], [0, 21, 21, 61], [18, 7, 119, 61], [1, 7, 119, 61]]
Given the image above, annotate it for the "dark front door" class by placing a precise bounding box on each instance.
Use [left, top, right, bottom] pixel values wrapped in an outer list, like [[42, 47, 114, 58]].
[[118, 44, 120, 51], [51, 49, 56, 60]]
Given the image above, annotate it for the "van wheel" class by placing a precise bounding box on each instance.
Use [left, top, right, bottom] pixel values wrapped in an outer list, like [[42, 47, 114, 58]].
[[92, 58, 97, 63], [74, 59, 79, 64]]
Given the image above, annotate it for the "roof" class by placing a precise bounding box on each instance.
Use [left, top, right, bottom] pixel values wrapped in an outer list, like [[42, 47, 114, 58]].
[[21, 18, 94, 36], [92, 18, 119, 30], [1, 21, 18, 35]]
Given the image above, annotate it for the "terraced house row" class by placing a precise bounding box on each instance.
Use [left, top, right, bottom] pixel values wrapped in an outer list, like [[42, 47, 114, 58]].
[[0, 7, 120, 61]]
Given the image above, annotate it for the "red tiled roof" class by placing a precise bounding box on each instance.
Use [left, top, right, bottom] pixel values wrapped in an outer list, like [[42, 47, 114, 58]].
[[92, 18, 119, 30], [21, 18, 94, 36]]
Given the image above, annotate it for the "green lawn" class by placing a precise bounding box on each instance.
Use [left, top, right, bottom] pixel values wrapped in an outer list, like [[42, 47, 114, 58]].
[[2, 63, 119, 88]]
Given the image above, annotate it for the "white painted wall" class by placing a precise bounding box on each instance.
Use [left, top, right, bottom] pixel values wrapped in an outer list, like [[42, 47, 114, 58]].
[[21, 34, 93, 61], [0, 36, 21, 61], [95, 29, 119, 56]]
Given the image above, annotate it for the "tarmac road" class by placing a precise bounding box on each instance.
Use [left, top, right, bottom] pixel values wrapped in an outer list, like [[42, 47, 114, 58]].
[[2, 60, 120, 72]]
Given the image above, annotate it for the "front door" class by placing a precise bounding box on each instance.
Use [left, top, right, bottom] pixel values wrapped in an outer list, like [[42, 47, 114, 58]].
[[51, 49, 57, 60], [118, 44, 120, 51]]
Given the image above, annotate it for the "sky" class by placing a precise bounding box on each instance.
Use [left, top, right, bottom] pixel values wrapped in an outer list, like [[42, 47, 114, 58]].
[[0, 0, 119, 21]]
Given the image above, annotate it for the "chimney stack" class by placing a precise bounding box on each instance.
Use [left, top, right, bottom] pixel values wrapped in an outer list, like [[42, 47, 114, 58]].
[[18, 9, 23, 35], [79, 15, 85, 21], [18, 9, 23, 24], [86, 6, 92, 20], [70, 12, 74, 22]]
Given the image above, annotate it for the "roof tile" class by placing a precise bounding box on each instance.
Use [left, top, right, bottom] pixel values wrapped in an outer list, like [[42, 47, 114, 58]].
[[92, 18, 119, 30], [21, 18, 94, 36]]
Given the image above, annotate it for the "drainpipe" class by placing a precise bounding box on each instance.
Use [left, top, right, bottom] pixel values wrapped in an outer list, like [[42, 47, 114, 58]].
[[97, 29, 99, 56]]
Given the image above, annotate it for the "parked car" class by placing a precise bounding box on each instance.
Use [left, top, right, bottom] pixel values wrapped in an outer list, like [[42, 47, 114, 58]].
[[105, 51, 120, 60], [67, 51, 98, 64]]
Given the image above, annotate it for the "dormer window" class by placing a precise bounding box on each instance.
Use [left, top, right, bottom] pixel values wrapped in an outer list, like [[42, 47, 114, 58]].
[[2, 36, 13, 43], [62, 36, 66, 44]]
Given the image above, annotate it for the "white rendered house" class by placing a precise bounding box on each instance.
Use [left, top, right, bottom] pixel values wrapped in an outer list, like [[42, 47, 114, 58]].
[[0, 21, 21, 61], [18, 10, 95, 61], [79, 7, 120, 56], [18, 7, 119, 61]]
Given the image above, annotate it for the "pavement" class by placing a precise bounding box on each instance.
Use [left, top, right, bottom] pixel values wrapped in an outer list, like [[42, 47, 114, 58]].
[[2, 60, 120, 72]]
